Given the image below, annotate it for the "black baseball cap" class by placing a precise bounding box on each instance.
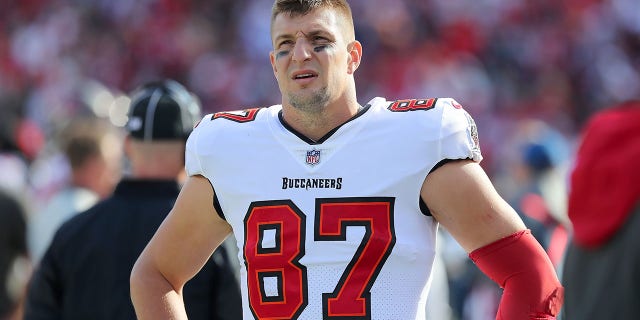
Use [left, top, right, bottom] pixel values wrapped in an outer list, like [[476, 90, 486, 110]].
[[126, 79, 202, 141]]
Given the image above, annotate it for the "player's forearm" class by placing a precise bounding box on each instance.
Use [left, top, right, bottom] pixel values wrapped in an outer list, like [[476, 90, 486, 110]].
[[470, 229, 564, 319], [130, 260, 189, 320]]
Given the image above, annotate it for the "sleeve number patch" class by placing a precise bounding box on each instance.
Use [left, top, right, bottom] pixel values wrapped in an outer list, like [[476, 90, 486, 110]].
[[213, 108, 260, 122], [244, 197, 396, 320], [388, 98, 437, 112]]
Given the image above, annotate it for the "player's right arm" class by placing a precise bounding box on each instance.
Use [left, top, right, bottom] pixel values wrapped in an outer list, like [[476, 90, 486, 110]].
[[419, 98, 562, 319], [130, 175, 232, 319]]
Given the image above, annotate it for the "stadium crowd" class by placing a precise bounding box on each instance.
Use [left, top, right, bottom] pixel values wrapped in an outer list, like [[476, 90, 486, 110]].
[[0, 0, 638, 319]]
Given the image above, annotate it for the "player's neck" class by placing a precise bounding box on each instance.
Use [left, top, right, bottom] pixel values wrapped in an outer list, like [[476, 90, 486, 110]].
[[282, 97, 360, 142]]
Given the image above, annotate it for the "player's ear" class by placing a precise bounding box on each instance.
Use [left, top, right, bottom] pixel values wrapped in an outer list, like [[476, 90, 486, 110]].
[[269, 51, 278, 74], [347, 40, 362, 75]]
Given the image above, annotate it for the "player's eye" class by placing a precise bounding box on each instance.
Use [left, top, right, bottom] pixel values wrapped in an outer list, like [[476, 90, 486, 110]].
[[277, 40, 294, 48], [312, 37, 332, 52], [274, 40, 294, 58], [312, 36, 330, 43], [275, 49, 291, 59]]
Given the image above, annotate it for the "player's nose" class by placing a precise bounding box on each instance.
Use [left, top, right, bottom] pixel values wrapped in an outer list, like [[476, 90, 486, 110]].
[[291, 39, 312, 63]]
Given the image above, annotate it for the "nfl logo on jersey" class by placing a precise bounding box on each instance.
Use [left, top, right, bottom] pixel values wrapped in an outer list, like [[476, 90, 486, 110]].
[[306, 149, 321, 166]]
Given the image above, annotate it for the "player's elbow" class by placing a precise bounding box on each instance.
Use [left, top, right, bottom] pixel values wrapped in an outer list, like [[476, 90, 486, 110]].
[[130, 255, 149, 300], [130, 253, 165, 304], [130, 253, 185, 318]]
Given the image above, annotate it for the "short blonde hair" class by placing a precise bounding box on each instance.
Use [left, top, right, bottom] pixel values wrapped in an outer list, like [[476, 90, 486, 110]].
[[271, 0, 355, 41]]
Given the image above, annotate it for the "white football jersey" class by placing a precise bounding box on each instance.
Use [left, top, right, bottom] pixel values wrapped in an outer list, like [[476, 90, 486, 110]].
[[185, 97, 482, 320]]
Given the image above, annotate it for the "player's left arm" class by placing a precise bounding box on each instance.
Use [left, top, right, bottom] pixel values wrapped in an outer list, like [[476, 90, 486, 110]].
[[421, 160, 563, 319]]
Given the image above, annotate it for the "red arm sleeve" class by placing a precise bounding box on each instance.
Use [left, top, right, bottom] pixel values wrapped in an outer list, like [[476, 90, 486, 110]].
[[469, 229, 564, 319]]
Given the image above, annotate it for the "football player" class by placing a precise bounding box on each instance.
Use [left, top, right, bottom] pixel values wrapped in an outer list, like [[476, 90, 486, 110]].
[[131, 1, 563, 319]]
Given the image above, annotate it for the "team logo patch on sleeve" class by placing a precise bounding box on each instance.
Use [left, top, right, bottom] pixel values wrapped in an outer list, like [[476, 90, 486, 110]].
[[465, 112, 481, 152], [306, 149, 321, 166]]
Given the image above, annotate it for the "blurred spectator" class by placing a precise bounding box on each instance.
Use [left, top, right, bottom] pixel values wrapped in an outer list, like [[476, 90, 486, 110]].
[[0, 189, 30, 320], [23, 79, 242, 320], [0, 95, 38, 195], [505, 120, 571, 267], [562, 100, 640, 319], [27, 117, 123, 264]]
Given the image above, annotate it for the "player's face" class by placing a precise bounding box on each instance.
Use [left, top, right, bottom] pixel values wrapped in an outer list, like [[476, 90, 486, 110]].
[[270, 8, 356, 113]]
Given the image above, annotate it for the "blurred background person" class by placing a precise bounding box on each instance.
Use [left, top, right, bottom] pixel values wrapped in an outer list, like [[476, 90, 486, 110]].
[[0, 189, 29, 320], [498, 120, 571, 268], [0, 101, 40, 195], [27, 117, 123, 264], [23, 79, 242, 320], [561, 100, 640, 320]]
